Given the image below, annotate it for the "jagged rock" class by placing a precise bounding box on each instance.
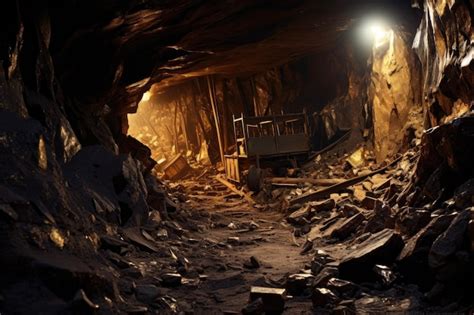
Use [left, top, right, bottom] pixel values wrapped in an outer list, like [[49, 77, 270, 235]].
[[156, 228, 169, 240], [122, 266, 144, 278], [421, 164, 446, 201], [313, 267, 339, 287], [249, 287, 286, 313], [415, 117, 474, 197], [122, 227, 159, 252], [287, 205, 311, 225], [241, 297, 264, 315], [310, 250, 335, 275], [106, 251, 133, 269], [148, 210, 162, 225], [330, 212, 365, 239], [363, 204, 394, 233], [395, 207, 431, 237], [144, 173, 167, 213], [339, 229, 404, 282], [369, 23, 422, 162], [243, 256, 260, 269], [429, 209, 472, 269], [311, 199, 336, 212], [372, 178, 391, 192], [340, 204, 362, 217], [397, 213, 455, 286], [286, 273, 314, 296], [135, 284, 161, 303], [100, 235, 129, 253], [311, 259, 324, 276], [453, 179, 474, 210], [320, 215, 343, 232], [326, 278, 357, 297], [332, 300, 357, 315], [373, 264, 396, 285], [155, 295, 181, 313], [65, 145, 149, 226], [160, 273, 182, 287], [28, 252, 114, 303], [117, 135, 156, 172], [312, 288, 339, 307]]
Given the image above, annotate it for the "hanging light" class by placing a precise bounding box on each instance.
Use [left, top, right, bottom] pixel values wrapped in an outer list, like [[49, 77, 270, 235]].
[[359, 17, 392, 48]]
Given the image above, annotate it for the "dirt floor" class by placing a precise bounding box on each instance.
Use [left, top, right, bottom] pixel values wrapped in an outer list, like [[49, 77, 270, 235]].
[[165, 175, 312, 313], [128, 171, 425, 314]]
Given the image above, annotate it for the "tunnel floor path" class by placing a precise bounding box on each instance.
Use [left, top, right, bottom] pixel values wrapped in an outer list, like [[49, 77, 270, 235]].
[[164, 173, 314, 313]]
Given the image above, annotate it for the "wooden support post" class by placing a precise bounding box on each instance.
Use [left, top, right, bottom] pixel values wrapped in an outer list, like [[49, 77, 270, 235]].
[[178, 95, 189, 152], [173, 100, 179, 152], [251, 76, 259, 116], [192, 81, 207, 140], [222, 79, 230, 152], [207, 75, 225, 166]]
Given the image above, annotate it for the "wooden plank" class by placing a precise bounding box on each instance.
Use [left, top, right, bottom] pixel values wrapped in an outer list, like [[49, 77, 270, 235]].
[[207, 75, 225, 166], [215, 175, 255, 205], [266, 177, 344, 186], [290, 156, 402, 206]]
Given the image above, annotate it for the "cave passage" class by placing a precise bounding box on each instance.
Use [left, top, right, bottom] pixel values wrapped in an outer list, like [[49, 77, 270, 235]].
[[1, 1, 474, 314]]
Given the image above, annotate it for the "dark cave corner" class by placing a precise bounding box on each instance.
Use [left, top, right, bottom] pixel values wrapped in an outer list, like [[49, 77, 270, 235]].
[[0, 0, 473, 314]]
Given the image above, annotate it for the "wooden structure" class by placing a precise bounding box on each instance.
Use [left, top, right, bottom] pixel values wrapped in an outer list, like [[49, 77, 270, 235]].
[[225, 112, 310, 190], [163, 154, 191, 180]]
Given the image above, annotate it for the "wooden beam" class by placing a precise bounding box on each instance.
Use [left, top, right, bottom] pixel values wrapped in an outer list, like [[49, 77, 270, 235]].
[[215, 175, 255, 205], [290, 155, 403, 206], [266, 177, 345, 186]]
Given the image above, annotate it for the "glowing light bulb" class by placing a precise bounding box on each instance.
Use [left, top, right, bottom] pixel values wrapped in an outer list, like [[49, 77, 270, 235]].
[[370, 24, 385, 38], [360, 18, 392, 48]]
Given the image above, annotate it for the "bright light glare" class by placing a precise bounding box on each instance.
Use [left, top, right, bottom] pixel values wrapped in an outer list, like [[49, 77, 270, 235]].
[[370, 24, 386, 38], [360, 18, 392, 48], [141, 91, 151, 102]]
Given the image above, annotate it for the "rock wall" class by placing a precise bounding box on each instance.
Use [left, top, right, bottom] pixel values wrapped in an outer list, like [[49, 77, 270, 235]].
[[128, 43, 370, 163], [369, 30, 423, 161], [413, 0, 474, 127]]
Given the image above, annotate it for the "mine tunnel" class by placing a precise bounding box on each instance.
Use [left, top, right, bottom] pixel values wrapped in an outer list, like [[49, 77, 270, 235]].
[[1, 0, 474, 314]]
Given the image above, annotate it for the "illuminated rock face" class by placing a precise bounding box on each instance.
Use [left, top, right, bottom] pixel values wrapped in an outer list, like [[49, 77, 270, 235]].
[[369, 31, 422, 161], [413, 0, 474, 126]]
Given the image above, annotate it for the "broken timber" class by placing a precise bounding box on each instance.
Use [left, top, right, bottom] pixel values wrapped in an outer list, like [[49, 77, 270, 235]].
[[266, 177, 344, 186], [290, 155, 403, 206], [215, 175, 255, 205]]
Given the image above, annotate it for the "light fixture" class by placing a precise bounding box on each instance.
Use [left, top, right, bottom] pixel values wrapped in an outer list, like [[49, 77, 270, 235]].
[[359, 17, 392, 48]]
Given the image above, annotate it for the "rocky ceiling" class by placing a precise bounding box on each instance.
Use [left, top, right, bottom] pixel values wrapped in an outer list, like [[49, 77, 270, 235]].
[[44, 0, 415, 112]]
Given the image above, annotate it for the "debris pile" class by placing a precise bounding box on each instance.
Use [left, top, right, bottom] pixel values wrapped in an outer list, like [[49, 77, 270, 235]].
[[274, 114, 474, 313]]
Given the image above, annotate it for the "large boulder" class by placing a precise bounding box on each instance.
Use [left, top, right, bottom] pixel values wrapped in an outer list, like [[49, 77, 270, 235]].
[[428, 209, 472, 269], [339, 229, 404, 282], [65, 145, 148, 226], [397, 213, 455, 288]]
